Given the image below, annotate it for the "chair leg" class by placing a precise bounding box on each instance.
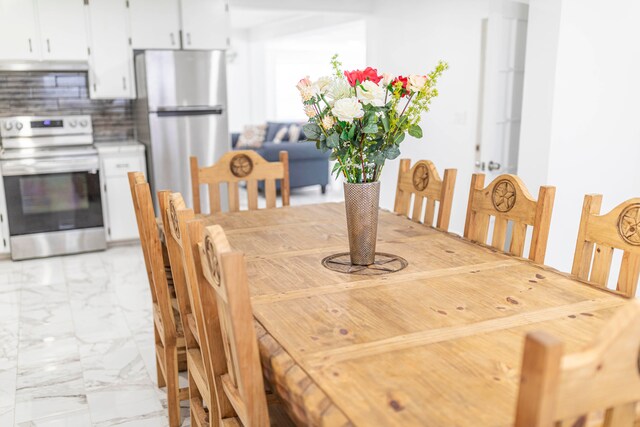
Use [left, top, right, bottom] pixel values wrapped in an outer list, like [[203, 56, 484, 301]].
[[165, 346, 182, 427], [154, 327, 166, 388], [321, 185, 326, 194]]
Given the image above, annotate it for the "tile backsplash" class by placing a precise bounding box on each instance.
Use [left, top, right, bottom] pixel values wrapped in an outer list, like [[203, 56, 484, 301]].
[[0, 71, 134, 142]]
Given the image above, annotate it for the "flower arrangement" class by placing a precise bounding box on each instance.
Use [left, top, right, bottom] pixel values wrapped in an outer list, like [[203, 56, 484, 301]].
[[297, 55, 448, 183]]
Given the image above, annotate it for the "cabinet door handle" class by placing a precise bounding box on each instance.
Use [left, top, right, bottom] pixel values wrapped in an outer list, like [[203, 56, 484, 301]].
[[46, 39, 51, 53], [28, 38, 32, 53], [170, 32, 175, 46], [187, 32, 191, 45], [122, 77, 127, 90]]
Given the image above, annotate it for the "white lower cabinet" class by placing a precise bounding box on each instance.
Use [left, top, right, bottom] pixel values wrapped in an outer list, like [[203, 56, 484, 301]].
[[97, 142, 146, 242]]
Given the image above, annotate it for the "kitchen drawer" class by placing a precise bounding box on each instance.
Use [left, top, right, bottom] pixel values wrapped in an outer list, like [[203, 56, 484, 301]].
[[103, 156, 143, 177]]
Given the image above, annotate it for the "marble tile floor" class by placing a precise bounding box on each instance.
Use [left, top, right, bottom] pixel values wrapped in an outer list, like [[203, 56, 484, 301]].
[[0, 185, 342, 426]]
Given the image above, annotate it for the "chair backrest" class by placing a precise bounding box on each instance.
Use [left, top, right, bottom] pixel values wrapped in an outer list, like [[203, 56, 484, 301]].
[[127, 172, 177, 341], [464, 173, 556, 263], [571, 195, 640, 297], [515, 300, 640, 427], [190, 150, 290, 214], [393, 159, 457, 230], [199, 224, 268, 426]]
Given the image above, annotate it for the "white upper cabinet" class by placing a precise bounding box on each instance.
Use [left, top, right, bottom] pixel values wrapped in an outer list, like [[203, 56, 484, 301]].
[[37, 0, 88, 61], [85, 0, 135, 99], [129, 0, 180, 50], [181, 0, 229, 50], [0, 0, 40, 61]]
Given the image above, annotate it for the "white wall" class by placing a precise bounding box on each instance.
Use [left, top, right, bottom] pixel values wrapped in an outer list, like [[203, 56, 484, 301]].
[[227, 17, 366, 132], [368, 0, 489, 234], [519, 0, 640, 281], [227, 29, 252, 133]]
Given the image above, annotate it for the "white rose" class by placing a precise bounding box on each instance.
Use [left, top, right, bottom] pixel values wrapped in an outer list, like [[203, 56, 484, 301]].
[[408, 74, 428, 92], [313, 76, 333, 94], [331, 97, 364, 123], [381, 72, 394, 86], [326, 79, 352, 106], [356, 80, 385, 107]]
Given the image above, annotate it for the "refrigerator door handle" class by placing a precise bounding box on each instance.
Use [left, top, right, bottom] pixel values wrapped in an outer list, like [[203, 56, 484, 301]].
[[156, 105, 224, 116]]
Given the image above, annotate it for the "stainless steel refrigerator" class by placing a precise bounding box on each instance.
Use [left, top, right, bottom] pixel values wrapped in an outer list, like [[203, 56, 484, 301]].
[[134, 50, 229, 211]]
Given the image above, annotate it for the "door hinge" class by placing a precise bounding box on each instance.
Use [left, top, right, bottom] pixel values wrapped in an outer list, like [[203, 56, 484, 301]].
[[108, 227, 111, 236], [125, 0, 129, 7], [0, 213, 3, 222], [2, 238, 6, 248], [128, 37, 132, 46], [87, 47, 91, 55], [84, 0, 89, 5]]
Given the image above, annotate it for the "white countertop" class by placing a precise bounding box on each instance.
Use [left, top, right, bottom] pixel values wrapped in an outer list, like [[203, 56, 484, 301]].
[[94, 140, 145, 154]]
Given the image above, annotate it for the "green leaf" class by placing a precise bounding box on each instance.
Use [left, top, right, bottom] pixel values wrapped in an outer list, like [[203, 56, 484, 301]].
[[302, 123, 322, 140], [381, 115, 389, 132], [408, 124, 423, 138], [393, 132, 405, 144], [327, 132, 340, 148], [347, 124, 356, 140], [385, 146, 401, 160], [362, 122, 378, 134], [370, 152, 386, 166]]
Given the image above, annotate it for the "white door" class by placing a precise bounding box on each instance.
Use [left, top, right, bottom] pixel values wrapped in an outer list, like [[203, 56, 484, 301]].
[[0, 0, 40, 61], [85, 0, 135, 99], [476, 0, 528, 180], [129, 0, 180, 49], [37, 0, 88, 61], [181, 0, 229, 50]]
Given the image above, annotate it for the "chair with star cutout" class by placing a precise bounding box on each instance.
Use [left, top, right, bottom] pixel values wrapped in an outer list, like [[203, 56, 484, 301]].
[[393, 159, 457, 231], [571, 195, 640, 297], [463, 173, 556, 264]]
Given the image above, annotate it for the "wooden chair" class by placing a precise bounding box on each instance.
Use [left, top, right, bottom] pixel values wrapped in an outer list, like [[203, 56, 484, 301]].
[[159, 190, 221, 427], [393, 159, 457, 230], [464, 173, 556, 264], [128, 172, 188, 427], [572, 195, 640, 298], [198, 224, 294, 426], [515, 300, 640, 427], [190, 150, 290, 214]]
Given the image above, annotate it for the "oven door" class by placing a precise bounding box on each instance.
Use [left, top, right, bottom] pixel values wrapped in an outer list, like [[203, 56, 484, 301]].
[[1, 155, 104, 237]]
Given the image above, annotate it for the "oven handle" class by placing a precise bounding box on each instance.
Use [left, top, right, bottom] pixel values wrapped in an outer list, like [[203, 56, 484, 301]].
[[1, 156, 99, 176]]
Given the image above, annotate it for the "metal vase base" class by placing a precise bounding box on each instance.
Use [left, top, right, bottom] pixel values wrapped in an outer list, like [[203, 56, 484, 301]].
[[343, 181, 381, 265]]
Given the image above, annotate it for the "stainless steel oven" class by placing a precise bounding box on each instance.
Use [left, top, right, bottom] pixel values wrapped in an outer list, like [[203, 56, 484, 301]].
[[0, 116, 106, 260]]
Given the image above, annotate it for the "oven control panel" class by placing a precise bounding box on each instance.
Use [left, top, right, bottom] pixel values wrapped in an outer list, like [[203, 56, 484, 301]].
[[0, 115, 93, 139]]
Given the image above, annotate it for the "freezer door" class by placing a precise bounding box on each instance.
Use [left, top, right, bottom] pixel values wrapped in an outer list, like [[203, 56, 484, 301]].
[[148, 112, 229, 210], [143, 50, 227, 112]]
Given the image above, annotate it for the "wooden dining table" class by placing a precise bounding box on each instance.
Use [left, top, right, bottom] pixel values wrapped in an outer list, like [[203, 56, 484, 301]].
[[195, 202, 628, 426]]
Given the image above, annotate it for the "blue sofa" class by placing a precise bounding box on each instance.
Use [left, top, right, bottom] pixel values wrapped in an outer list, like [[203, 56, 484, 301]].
[[232, 121, 330, 193]]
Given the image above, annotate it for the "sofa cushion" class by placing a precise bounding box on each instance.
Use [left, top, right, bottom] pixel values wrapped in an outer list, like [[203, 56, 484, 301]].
[[237, 124, 267, 148], [265, 121, 307, 142]]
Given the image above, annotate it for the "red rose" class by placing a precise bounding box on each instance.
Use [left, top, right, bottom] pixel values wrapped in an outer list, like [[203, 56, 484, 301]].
[[344, 67, 382, 87], [391, 75, 410, 97]]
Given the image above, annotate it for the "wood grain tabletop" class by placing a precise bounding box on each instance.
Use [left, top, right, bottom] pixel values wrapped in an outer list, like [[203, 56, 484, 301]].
[[197, 202, 628, 426]]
